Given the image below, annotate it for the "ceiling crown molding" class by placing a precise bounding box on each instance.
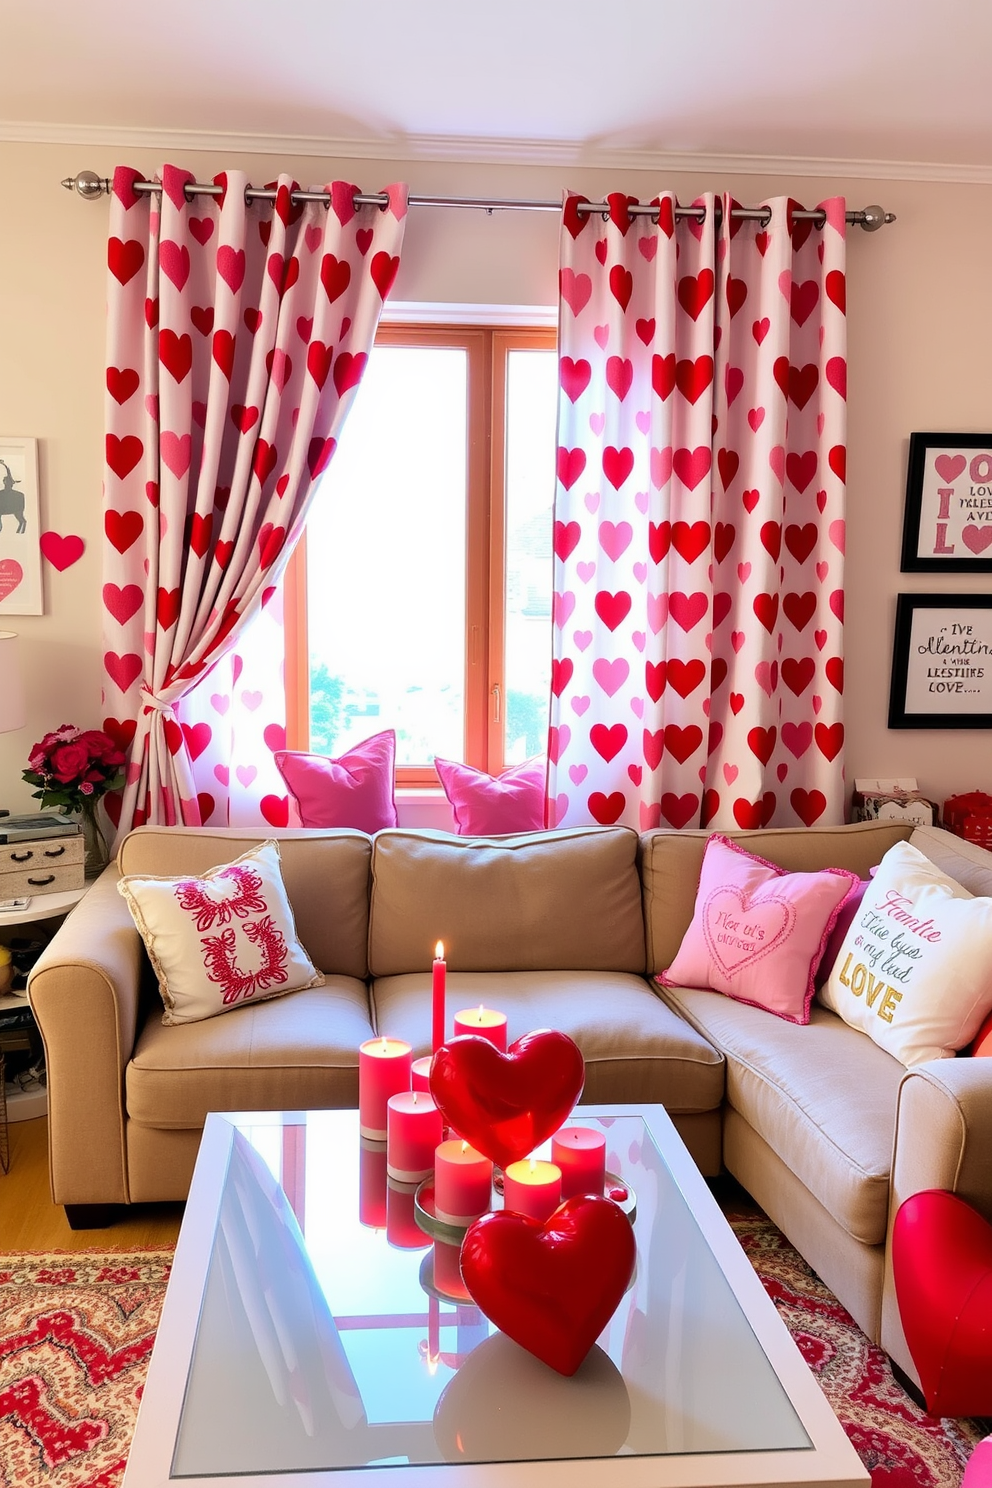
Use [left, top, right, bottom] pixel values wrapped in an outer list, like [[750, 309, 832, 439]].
[[5, 118, 992, 185]]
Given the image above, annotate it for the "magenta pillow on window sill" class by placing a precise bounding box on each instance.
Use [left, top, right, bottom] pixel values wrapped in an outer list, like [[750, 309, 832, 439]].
[[658, 834, 860, 1024], [274, 729, 398, 834], [434, 755, 547, 836]]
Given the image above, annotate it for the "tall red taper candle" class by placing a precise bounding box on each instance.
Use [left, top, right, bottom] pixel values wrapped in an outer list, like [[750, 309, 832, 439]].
[[432, 941, 446, 1052]]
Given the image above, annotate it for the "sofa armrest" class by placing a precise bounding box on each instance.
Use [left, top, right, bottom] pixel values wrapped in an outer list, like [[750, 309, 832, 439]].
[[881, 1057, 992, 1378], [27, 868, 146, 1207]]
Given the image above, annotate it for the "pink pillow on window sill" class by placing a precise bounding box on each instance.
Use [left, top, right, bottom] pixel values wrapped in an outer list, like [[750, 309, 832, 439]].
[[434, 755, 547, 836], [658, 834, 860, 1024], [274, 729, 398, 834]]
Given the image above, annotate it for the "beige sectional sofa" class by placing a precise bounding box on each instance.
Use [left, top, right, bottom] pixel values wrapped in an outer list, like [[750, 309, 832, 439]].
[[27, 816, 992, 1397]]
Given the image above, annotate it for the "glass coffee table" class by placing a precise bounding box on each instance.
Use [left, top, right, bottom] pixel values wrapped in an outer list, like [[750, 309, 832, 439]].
[[123, 1105, 868, 1487]]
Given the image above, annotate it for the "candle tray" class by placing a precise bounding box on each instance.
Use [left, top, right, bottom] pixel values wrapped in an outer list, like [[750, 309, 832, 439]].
[[414, 1171, 635, 1243]]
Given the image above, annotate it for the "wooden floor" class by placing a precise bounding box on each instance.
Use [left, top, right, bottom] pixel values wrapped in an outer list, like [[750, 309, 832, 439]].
[[0, 1115, 184, 1252]]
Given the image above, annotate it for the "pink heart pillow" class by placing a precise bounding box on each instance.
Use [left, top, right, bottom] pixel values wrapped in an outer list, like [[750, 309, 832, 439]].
[[274, 730, 397, 833], [658, 834, 860, 1024], [434, 756, 546, 835]]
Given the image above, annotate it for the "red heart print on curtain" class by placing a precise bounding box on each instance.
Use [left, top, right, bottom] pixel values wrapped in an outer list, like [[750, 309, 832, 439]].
[[102, 166, 406, 835], [548, 190, 847, 831]]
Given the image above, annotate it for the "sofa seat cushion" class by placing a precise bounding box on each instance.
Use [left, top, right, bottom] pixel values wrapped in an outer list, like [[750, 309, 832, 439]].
[[126, 977, 373, 1128], [372, 970, 725, 1112], [659, 984, 904, 1245]]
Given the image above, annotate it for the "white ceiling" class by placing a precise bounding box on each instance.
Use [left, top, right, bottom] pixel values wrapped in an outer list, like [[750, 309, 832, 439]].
[[4, 0, 992, 177]]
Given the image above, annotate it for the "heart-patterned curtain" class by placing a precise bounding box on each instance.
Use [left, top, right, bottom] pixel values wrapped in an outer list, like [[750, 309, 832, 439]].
[[548, 191, 847, 831], [102, 165, 406, 836]]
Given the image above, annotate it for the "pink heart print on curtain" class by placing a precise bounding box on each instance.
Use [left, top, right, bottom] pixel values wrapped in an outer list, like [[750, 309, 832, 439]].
[[548, 191, 847, 832], [102, 166, 406, 837]]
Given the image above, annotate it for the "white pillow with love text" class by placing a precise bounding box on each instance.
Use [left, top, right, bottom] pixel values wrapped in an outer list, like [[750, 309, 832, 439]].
[[118, 839, 323, 1025], [819, 840, 992, 1065]]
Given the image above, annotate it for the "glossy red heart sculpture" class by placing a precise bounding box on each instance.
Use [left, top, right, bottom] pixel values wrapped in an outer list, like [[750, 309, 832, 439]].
[[429, 1029, 584, 1170], [893, 1189, 992, 1416], [460, 1194, 636, 1376]]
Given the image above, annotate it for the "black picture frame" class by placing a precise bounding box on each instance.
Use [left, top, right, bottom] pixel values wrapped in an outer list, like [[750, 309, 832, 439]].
[[901, 432, 992, 572], [889, 593, 992, 728]]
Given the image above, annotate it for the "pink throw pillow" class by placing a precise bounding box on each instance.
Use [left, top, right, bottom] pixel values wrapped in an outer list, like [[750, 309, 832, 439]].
[[434, 756, 546, 835], [815, 878, 869, 986], [658, 834, 860, 1024], [274, 730, 398, 833]]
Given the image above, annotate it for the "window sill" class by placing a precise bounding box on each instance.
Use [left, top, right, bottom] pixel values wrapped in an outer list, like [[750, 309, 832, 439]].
[[394, 787, 455, 831]]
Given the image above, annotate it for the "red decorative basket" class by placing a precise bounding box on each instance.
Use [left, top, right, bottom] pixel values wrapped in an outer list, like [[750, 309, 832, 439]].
[[942, 792, 992, 849]]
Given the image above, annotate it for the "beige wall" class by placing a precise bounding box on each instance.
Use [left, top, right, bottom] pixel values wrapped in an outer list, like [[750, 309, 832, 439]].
[[0, 138, 988, 817]]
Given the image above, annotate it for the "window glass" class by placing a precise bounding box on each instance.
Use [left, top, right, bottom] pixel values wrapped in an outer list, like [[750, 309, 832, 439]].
[[305, 346, 467, 766], [503, 347, 558, 763]]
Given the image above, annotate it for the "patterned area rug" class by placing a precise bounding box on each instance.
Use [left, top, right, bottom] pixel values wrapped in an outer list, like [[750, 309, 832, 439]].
[[0, 1231, 986, 1487], [0, 1252, 172, 1488]]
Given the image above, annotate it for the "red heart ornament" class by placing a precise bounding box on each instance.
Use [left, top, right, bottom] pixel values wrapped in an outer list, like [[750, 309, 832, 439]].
[[460, 1195, 637, 1376], [893, 1189, 992, 1416], [429, 1029, 584, 1170]]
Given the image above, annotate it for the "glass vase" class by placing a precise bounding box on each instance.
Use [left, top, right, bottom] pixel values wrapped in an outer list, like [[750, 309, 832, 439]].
[[79, 799, 110, 879]]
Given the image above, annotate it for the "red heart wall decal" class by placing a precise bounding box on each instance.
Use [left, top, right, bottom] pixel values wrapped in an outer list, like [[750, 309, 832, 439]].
[[429, 1029, 584, 1170], [40, 531, 85, 571], [893, 1189, 992, 1417], [460, 1195, 636, 1376]]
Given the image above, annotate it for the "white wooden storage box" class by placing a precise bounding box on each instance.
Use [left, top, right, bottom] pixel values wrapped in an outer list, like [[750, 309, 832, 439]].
[[0, 833, 85, 896]]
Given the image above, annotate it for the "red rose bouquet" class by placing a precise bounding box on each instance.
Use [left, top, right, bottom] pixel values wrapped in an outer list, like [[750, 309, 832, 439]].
[[23, 724, 126, 813]]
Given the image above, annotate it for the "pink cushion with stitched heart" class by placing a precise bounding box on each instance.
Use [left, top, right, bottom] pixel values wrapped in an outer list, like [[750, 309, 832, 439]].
[[274, 730, 397, 834], [658, 834, 859, 1023], [434, 755, 546, 835]]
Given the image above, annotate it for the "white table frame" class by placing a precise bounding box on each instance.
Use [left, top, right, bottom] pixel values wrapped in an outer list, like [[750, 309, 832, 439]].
[[123, 1104, 868, 1488]]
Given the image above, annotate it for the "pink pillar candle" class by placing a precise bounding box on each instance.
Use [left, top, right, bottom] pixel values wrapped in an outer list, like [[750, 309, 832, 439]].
[[359, 1037, 413, 1140], [386, 1178, 431, 1250], [387, 1090, 444, 1183], [359, 1138, 388, 1228], [434, 1138, 493, 1227], [452, 1006, 508, 1052], [432, 942, 446, 1052], [412, 1055, 433, 1092], [503, 1158, 562, 1223], [552, 1126, 607, 1199]]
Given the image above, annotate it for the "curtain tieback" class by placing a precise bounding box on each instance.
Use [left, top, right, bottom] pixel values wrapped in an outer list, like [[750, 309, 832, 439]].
[[140, 687, 176, 720]]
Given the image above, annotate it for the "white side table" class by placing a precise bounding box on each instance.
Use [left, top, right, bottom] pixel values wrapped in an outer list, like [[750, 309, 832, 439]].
[[0, 886, 87, 1121]]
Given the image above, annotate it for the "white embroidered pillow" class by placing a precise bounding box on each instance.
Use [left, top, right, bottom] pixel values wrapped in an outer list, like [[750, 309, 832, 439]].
[[118, 840, 323, 1025], [819, 841, 992, 1065]]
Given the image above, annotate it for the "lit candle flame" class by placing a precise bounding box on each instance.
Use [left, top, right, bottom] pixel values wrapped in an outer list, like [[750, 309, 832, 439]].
[[529, 1157, 536, 1176], [380, 1036, 387, 1053], [435, 940, 444, 960], [477, 1004, 484, 1018], [461, 1140, 468, 1155]]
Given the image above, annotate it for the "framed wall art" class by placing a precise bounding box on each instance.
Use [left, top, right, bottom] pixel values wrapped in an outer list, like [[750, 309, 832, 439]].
[[889, 593, 992, 728], [901, 432, 992, 572], [0, 436, 43, 615]]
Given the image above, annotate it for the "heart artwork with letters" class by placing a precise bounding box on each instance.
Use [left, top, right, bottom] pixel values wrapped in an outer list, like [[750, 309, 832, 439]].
[[0, 559, 23, 602]]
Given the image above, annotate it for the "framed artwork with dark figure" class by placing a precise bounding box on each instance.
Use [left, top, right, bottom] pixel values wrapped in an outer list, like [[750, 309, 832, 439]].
[[0, 437, 42, 615], [901, 432, 992, 572], [889, 593, 992, 728]]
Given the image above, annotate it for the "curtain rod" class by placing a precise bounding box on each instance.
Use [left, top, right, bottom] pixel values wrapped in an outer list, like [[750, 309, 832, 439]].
[[61, 170, 894, 231]]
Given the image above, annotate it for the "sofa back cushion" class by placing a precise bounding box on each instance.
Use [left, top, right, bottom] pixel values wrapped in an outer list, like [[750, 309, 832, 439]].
[[117, 827, 371, 979], [640, 820, 915, 976], [909, 823, 992, 897], [369, 826, 645, 975]]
